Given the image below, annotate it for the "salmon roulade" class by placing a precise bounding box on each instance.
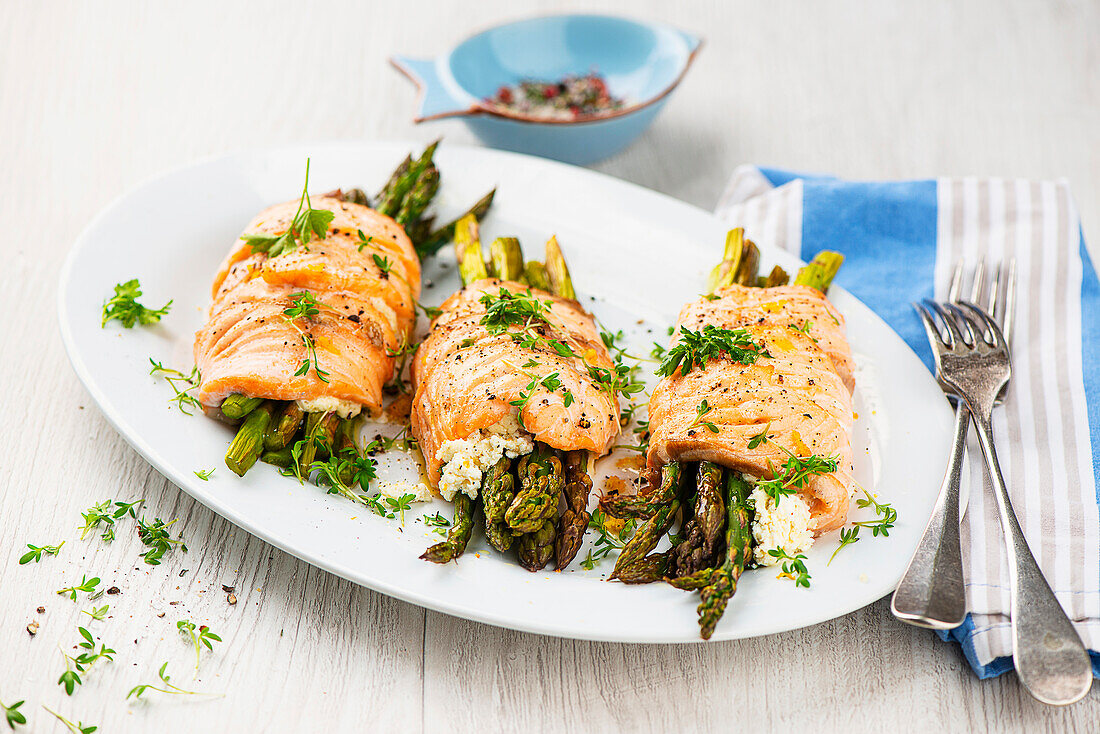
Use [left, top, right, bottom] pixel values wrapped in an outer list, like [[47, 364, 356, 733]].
[[188, 145, 473, 480], [599, 228, 862, 641], [411, 221, 627, 572], [194, 192, 420, 418]]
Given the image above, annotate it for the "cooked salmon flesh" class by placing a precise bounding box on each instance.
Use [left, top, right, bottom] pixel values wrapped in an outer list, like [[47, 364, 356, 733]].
[[647, 284, 856, 532]]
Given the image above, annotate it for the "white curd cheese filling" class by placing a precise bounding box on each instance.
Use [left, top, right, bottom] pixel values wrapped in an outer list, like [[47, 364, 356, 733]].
[[435, 415, 534, 501], [295, 396, 362, 419], [750, 486, 815, 566]]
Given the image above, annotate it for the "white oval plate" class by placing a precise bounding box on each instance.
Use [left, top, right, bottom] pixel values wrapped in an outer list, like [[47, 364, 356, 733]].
[[59, 142, 953, 643]]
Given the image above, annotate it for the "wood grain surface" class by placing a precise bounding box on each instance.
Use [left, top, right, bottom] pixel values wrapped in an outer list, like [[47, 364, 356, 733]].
[[2, 1, 1097, 731]]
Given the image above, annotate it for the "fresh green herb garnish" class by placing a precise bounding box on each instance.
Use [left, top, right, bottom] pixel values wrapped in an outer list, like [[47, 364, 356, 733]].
[[58, 627, 115, 695], [384, 337, 418, 394], [42, 706, 96, 734], [148, 360, 202, 415], [655, 324, 768, 378], [101, 279, 171, 329], [194, 468, 215, 481], [18, 541, 64, 565], [788, 320, 815, 340], [177, 620, 222, 671], [509, 361, 573, 427], [579, 509, 637, 570], [356, 229, 375, 252], [372, 253, 392, 274], [136, 517, 187, 565], [283, 292, 331, 384], [242, 158, 333, 257], [688, 399, 719, 433], [768, 549, 811, 588], [385, 493, 416, 524], [747, 425, 839, 505], [828, 489, 898, 564], [81, 605, 109, 621], [127, 663, 203, 700], [57, 575, 101, 601], [650, 342, 667, 359], [423, 512, 451, 536], [1, 698, 25, 729]]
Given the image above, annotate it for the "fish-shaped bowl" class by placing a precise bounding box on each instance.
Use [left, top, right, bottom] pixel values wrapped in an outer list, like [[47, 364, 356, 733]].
[[391, 14, 701, 165]]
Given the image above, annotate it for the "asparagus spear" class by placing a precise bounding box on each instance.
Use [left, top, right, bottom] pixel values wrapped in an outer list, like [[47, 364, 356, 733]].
[[376, 154, 411, 205], [671, 462, 725, 577], [609, 499, 681, 583], [421, 492, 475, 563], [793, 251, 844, 293], [416, 189, 496, 256], [600, 461, 682, 519], [395, 165, 440, 227], [480, 457, 517, 552], [504, 451, 563, 533], [297, 411, 339, 472], [516, 518, 556, 571], [405, 215, 436, 247], [735, 238, 761, 286], [614, 549, 674, 584], [522, 261, 551, 292], [343, 188, 371, 207], [264, 402, 305, 450], [555, 450, 592, 569], [454, 215, 489, 286], [221, 394, 264, 420], [761, 264, 790, 287], [706, 228, 745, 294], [260, 447, 293, 468], [489, 237, 524, 282], [225, 402, 276, 476], [544, 236, 576, 300], [378, 141, 439, 218], [696, 472, 754, 639]]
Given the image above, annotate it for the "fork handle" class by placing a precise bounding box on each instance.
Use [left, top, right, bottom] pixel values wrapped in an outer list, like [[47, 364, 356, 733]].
[[969, 409, 1092, 705], [891, 402, 968, 628]]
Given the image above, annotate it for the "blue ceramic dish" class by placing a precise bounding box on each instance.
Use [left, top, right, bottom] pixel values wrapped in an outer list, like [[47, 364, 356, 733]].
[[392, 14, 701, 165]]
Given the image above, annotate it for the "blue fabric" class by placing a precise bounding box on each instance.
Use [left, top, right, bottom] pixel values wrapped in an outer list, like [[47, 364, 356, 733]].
[[756, 168, 1099, 679]]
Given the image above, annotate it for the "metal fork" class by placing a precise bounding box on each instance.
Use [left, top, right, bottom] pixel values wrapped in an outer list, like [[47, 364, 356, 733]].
[[915, 296, 1091, 705], [892, 261, 1014, 630]]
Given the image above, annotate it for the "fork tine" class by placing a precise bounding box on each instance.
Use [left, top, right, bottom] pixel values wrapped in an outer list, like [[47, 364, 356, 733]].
[[948, 261, 966, 302], [924, 299, 965, 347], [959, 300, 1007, 351], [914, 301, 950, 349], [1002, 258, 1017, 345], [944, 303, 980, 345], [968, 258, 986, 304], [987, 262, 1001, 322]]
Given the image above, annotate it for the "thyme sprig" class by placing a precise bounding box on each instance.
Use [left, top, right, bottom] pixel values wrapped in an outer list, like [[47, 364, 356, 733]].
[[579, 509, 637, 570], [177, 620, 222, 671], [136, 517, 187, 565], [283, 292, 331, 383], [148, 360, 202, 415], [655, 324, 768, 378], [19, 541, 64, 565], [747, 425, 839, 505], [56, 576, 100, 602], [828, 488, 899, 564], [768, 548, 811, 587], [127, 663, 204, 700], [688, 399, 719, 433]]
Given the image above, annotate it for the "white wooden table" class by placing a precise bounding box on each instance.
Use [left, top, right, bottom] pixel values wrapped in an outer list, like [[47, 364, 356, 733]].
[[3, 1, 1098, 731]]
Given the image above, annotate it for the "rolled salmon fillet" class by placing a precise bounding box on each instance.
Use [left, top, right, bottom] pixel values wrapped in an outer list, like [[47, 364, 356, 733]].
[[194, 195, 420, 417], [647, 284, 856, 533], [411, 278, 620, 497]]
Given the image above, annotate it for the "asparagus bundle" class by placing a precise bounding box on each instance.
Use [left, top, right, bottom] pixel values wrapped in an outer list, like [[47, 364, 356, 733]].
[[419, 219, 600, 571], [602, 229, 844, 638]]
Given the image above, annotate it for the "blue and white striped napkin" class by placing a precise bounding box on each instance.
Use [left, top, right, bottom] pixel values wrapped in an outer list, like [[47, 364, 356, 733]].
[[715, 166, 1100, 679]]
